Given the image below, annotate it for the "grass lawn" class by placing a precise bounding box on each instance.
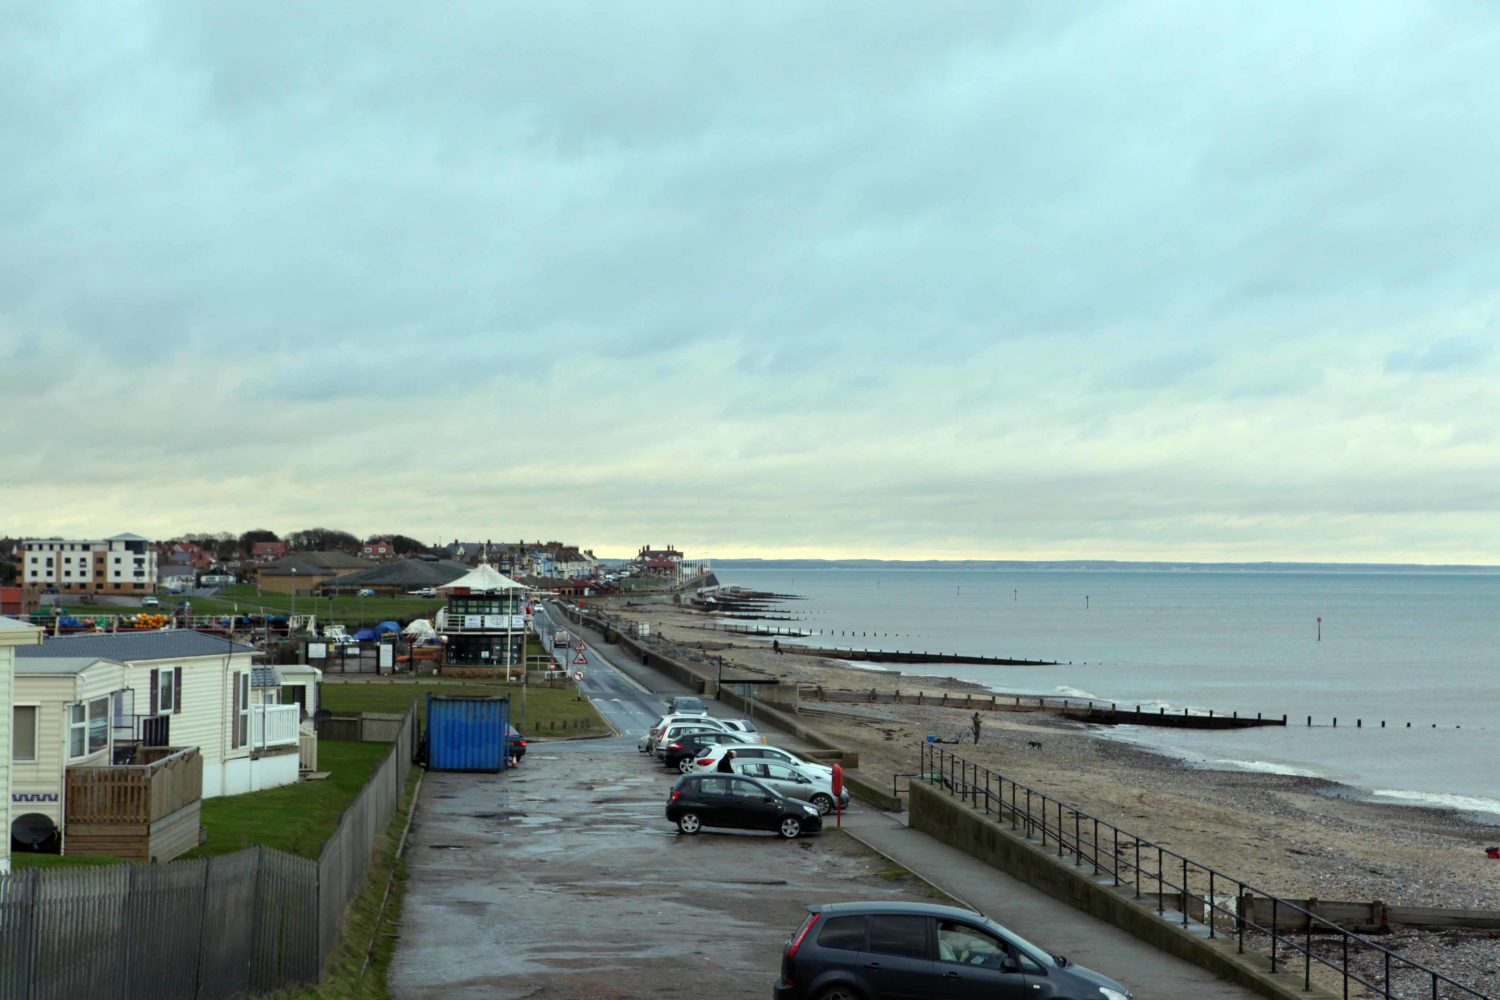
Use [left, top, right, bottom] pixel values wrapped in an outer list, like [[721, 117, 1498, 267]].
[[320, 680, 610, 738], [179, 586, 448, 625], [186, 741, 394, 860]]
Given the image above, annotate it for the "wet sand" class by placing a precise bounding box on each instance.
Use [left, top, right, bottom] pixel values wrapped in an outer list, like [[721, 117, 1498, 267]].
[[597, 596, 1500, 993]]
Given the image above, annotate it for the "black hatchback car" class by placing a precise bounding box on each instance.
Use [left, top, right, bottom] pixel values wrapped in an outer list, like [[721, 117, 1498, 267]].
[[666, 773, 822, 839], [773, 901, 1132, 1000]]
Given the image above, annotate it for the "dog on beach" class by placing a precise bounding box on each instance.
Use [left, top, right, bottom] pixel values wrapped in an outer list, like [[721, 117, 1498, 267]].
[[1025, 740, 1043, 750]]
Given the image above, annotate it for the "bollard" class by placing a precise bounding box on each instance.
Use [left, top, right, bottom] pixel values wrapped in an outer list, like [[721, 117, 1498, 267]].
[[1357, 719, 1361, 728], [1307, 716, 1312, 727], [1333, 718, 1337, 727]]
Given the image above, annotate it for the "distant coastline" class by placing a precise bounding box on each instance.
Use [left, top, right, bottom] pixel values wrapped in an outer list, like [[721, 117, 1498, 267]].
[[709, 558, 1500, 574]]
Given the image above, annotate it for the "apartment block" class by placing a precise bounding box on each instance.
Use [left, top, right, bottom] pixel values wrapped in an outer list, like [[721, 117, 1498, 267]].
[[23, 533, 159, 594]]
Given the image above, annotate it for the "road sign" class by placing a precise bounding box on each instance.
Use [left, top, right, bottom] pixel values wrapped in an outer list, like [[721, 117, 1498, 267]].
[[573, 648, 589, 666], [575, 638, 586, 651], [574, 669, 584, 681]]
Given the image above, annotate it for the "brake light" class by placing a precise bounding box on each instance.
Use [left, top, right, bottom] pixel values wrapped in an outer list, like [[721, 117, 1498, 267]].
[[696, 758, 714, 766], [787, 912, 819, 958], [671, 790, 681, 802], [668, 743, 683, 751]]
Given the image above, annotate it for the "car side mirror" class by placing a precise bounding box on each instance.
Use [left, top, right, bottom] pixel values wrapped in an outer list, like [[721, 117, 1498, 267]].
[[1000, 957, 1020, 973], [763, 796, 776, 803]]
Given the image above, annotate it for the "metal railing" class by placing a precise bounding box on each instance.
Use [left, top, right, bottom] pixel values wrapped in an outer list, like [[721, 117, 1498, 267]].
[[918, 743, 1493, 1000]]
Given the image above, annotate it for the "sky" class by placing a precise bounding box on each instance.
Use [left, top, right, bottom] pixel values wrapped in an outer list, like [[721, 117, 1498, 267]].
[[3, 2, 1499, 563]]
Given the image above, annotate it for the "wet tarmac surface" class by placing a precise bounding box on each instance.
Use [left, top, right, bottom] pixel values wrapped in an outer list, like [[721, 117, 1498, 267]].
[[389, 742, 937, 999]]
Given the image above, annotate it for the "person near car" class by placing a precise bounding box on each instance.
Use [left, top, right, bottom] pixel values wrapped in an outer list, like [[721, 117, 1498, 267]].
[[716, 749, 737, 773]]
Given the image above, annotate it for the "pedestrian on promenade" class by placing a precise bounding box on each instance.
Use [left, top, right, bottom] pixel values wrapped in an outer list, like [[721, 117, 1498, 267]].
[[773, 639, 783, 655], [972, 711, 982, 744], [717, 749, 738, 773]]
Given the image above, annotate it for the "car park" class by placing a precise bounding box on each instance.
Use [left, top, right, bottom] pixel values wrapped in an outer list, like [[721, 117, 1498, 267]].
[[728, 758, 848, 815], [773, 901, 1133, 1000], [691, 744, 833, 780], [665, 773, 822, 839], [661, 731, 750, 773]]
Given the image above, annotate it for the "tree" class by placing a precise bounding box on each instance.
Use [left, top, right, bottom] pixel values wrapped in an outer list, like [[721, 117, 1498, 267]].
[[238, 528, 280, 556], [286, 528, 361, 553], [385, 534, 431, 556]]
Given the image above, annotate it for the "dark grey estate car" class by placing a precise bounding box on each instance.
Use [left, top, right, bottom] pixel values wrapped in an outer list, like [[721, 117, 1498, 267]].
[[773, 901, 1132, 1000]]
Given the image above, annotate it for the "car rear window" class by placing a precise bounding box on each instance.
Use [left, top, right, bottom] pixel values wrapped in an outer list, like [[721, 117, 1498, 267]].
[[817, 915, 867, 951], [868, 915, 929, 959]]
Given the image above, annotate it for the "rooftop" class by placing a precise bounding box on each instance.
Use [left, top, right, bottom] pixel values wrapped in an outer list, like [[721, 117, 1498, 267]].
[[15, 630, 257, 662], [15, 655, 124, 676]]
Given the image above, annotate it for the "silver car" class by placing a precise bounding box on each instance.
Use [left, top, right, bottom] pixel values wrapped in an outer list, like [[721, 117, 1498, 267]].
[[655, 721, 734, 761], [728, 758, 849, 815], [641, 714, 732, 754]]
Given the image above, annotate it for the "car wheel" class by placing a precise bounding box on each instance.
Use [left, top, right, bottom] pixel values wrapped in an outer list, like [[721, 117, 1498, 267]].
[[678, 757, 696, 774], [810, 793, 834, 815], [779, 816, 802, 839], [677, 813, 702, 835], [815, 985, 862, 1000]]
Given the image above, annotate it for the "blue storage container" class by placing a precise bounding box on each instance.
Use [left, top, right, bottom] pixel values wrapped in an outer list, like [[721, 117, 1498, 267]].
[[426, 694, 511, 772]]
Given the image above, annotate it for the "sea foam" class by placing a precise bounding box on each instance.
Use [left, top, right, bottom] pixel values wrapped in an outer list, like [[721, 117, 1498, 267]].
[[1369, 789, 1500, 817]]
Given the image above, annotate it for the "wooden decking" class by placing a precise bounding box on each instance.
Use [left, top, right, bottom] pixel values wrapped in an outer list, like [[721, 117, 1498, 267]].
[[65, 746, 203, 862]]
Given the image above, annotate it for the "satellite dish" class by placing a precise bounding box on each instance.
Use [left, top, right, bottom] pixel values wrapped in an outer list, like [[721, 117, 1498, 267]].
[[12, 813, 59, 849]]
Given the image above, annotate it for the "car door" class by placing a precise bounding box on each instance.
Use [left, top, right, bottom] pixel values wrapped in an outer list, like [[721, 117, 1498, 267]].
[[858, 914, 935, 1000], [726, 776, 780, 830], [758, 761, 811, 802], [931, 919, 1033, 1000], [691, 775, 736, 828]]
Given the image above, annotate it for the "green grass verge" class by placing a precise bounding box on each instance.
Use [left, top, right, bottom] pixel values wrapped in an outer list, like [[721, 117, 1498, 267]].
[[271, 766, 422, 1000], [320, 680, 610, 737], [186, 741, 392, 860], [12, 852, 128, 869]]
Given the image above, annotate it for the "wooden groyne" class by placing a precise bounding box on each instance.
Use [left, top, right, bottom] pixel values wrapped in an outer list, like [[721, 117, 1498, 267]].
[[803, 687, 1285, 730], [801, 647, 1058, 667]]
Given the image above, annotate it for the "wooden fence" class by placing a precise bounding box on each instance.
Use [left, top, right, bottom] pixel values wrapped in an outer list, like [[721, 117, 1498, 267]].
[[0, 707, 417, 1000], [65, 747, 203, 862]]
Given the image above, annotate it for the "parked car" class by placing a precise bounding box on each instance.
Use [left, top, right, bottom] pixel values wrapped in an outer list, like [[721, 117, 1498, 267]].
[[773, 901, 1132, 1000], [141, 596, 160, 607], [691, 744, 833, 780], [720, 718, 760, 737], [667, 695, 708, 716], [728, 757, 848, 814], [357, 588, 376, 597], [506, 724, 527, 762], [665, 773, 822, 839], [408, 587, 437, 598], [640, 713, 732, 754], [661, 731, 749, 773], [655, 721, 737, 761]]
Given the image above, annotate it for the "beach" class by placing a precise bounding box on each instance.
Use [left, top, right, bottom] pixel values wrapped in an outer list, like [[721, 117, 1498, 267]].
[[597, 596, 1500, 993]]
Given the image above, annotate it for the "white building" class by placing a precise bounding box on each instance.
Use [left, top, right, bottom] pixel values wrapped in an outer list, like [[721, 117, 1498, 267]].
[[1, 616, 45, 873], [23, 533, 159, 595]]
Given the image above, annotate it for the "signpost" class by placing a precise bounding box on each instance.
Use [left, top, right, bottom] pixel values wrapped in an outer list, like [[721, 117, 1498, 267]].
[[832, 763, 844, 829]]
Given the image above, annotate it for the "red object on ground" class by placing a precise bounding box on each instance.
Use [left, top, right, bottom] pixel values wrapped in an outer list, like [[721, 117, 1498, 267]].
[[832, 763, 844, 829], [1486, 847, 1499, 859]]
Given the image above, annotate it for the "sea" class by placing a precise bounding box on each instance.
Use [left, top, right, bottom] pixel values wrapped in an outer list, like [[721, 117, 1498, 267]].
[[713, 566, 1500, 822]]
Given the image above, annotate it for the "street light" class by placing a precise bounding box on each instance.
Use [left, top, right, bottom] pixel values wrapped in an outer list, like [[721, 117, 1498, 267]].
[[291, 568, 297, 619]]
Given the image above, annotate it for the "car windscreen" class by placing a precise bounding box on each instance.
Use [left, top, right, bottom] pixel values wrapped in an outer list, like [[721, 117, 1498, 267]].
[[984, 919, 1057, 968]]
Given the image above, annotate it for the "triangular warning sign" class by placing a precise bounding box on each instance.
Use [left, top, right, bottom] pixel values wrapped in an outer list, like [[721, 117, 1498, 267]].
[[573, 649, 589, 665], [575, 638, 587, 651]]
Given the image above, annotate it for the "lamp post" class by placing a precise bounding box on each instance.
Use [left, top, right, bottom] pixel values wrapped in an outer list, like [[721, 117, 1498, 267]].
[[291, 568, 297, 620]]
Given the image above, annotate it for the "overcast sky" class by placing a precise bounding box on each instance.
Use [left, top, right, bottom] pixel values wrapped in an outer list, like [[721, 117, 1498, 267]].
[[4, 2, 1499, 562]]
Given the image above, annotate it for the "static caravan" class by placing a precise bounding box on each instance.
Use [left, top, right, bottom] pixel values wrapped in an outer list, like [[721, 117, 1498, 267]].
[[1, 616, 45, 873], [14, 630, 303, 801]]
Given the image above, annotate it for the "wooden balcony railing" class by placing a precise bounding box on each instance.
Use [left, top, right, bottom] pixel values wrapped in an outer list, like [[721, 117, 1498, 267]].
[[66, 745, 203, 825]]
